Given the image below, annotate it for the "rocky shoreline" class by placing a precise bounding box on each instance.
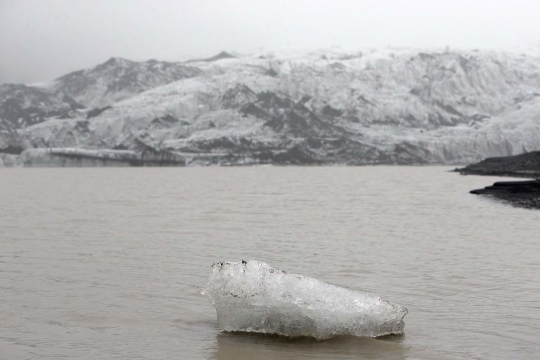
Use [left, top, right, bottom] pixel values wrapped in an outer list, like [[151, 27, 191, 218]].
[[461, 152, 540, 209], [456, 151, 540, 178], [470, 179, 540, 209]]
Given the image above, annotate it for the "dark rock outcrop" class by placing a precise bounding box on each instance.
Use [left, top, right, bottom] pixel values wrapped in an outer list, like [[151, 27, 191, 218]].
[[470, 179, 540, 209], [87, 106, 112, 119], [0, 145, 25, 155], [457, 151, 540, 178]]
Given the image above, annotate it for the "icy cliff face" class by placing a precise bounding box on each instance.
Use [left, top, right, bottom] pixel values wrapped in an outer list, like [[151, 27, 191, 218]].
[[16, 148, 185, 167], [2, 48, 540, 165], [201, 261, 407, 339]]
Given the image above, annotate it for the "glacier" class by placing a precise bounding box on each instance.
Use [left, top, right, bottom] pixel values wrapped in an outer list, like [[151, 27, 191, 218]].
[[201, 260, 407, 340], [3, 47, 540, 166]]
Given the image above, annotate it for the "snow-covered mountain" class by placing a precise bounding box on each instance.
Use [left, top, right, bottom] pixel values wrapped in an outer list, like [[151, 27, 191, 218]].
[[0, 84, 83, 132], [2, 48, 540, 166], [49, 57, 202, 108]]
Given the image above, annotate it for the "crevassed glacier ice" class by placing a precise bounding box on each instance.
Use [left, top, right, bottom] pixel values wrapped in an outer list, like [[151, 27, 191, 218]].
[[201, 260, 407, 340]]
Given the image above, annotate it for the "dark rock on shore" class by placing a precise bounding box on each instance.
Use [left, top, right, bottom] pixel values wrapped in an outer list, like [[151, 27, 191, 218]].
[[457, 151, 540, 178], [470, 179, 540, 209]]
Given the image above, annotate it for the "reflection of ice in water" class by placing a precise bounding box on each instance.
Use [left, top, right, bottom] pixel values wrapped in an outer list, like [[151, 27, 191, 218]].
[[211, 333, 411, 360], [201, 260, 407, 340]]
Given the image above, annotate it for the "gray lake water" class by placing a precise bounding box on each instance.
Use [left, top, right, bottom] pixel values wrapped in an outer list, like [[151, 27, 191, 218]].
[[1, 167, 539, 360]]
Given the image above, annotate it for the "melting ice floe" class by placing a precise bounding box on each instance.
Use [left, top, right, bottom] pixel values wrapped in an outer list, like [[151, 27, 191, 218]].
[[201, 260, 407, 340]]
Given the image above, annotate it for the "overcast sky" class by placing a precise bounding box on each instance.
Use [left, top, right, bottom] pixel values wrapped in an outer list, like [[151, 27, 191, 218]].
[[1, 0, 539, 84]]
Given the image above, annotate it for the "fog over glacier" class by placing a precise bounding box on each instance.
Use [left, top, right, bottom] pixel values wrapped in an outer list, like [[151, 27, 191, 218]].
[[1, 0, 540, 84]]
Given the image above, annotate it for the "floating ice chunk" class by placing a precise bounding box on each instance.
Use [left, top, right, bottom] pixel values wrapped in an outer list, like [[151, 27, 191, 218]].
[[201, 260, 407, 340]]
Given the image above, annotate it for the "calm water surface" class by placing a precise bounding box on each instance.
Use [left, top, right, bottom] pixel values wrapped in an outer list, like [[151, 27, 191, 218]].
[[0, 167, 539, 359]]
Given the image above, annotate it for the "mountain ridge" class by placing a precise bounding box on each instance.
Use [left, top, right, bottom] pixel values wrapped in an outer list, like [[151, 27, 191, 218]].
[[2, 48, 540, 166], [46, 57, 203, 108]]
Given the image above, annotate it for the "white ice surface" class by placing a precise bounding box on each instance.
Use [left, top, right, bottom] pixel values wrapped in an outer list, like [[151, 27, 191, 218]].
[[201, 260, 407, 340]]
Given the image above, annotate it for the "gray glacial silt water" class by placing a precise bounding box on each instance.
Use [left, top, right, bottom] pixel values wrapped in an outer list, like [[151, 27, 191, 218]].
[[0, 166, 539, 360]]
